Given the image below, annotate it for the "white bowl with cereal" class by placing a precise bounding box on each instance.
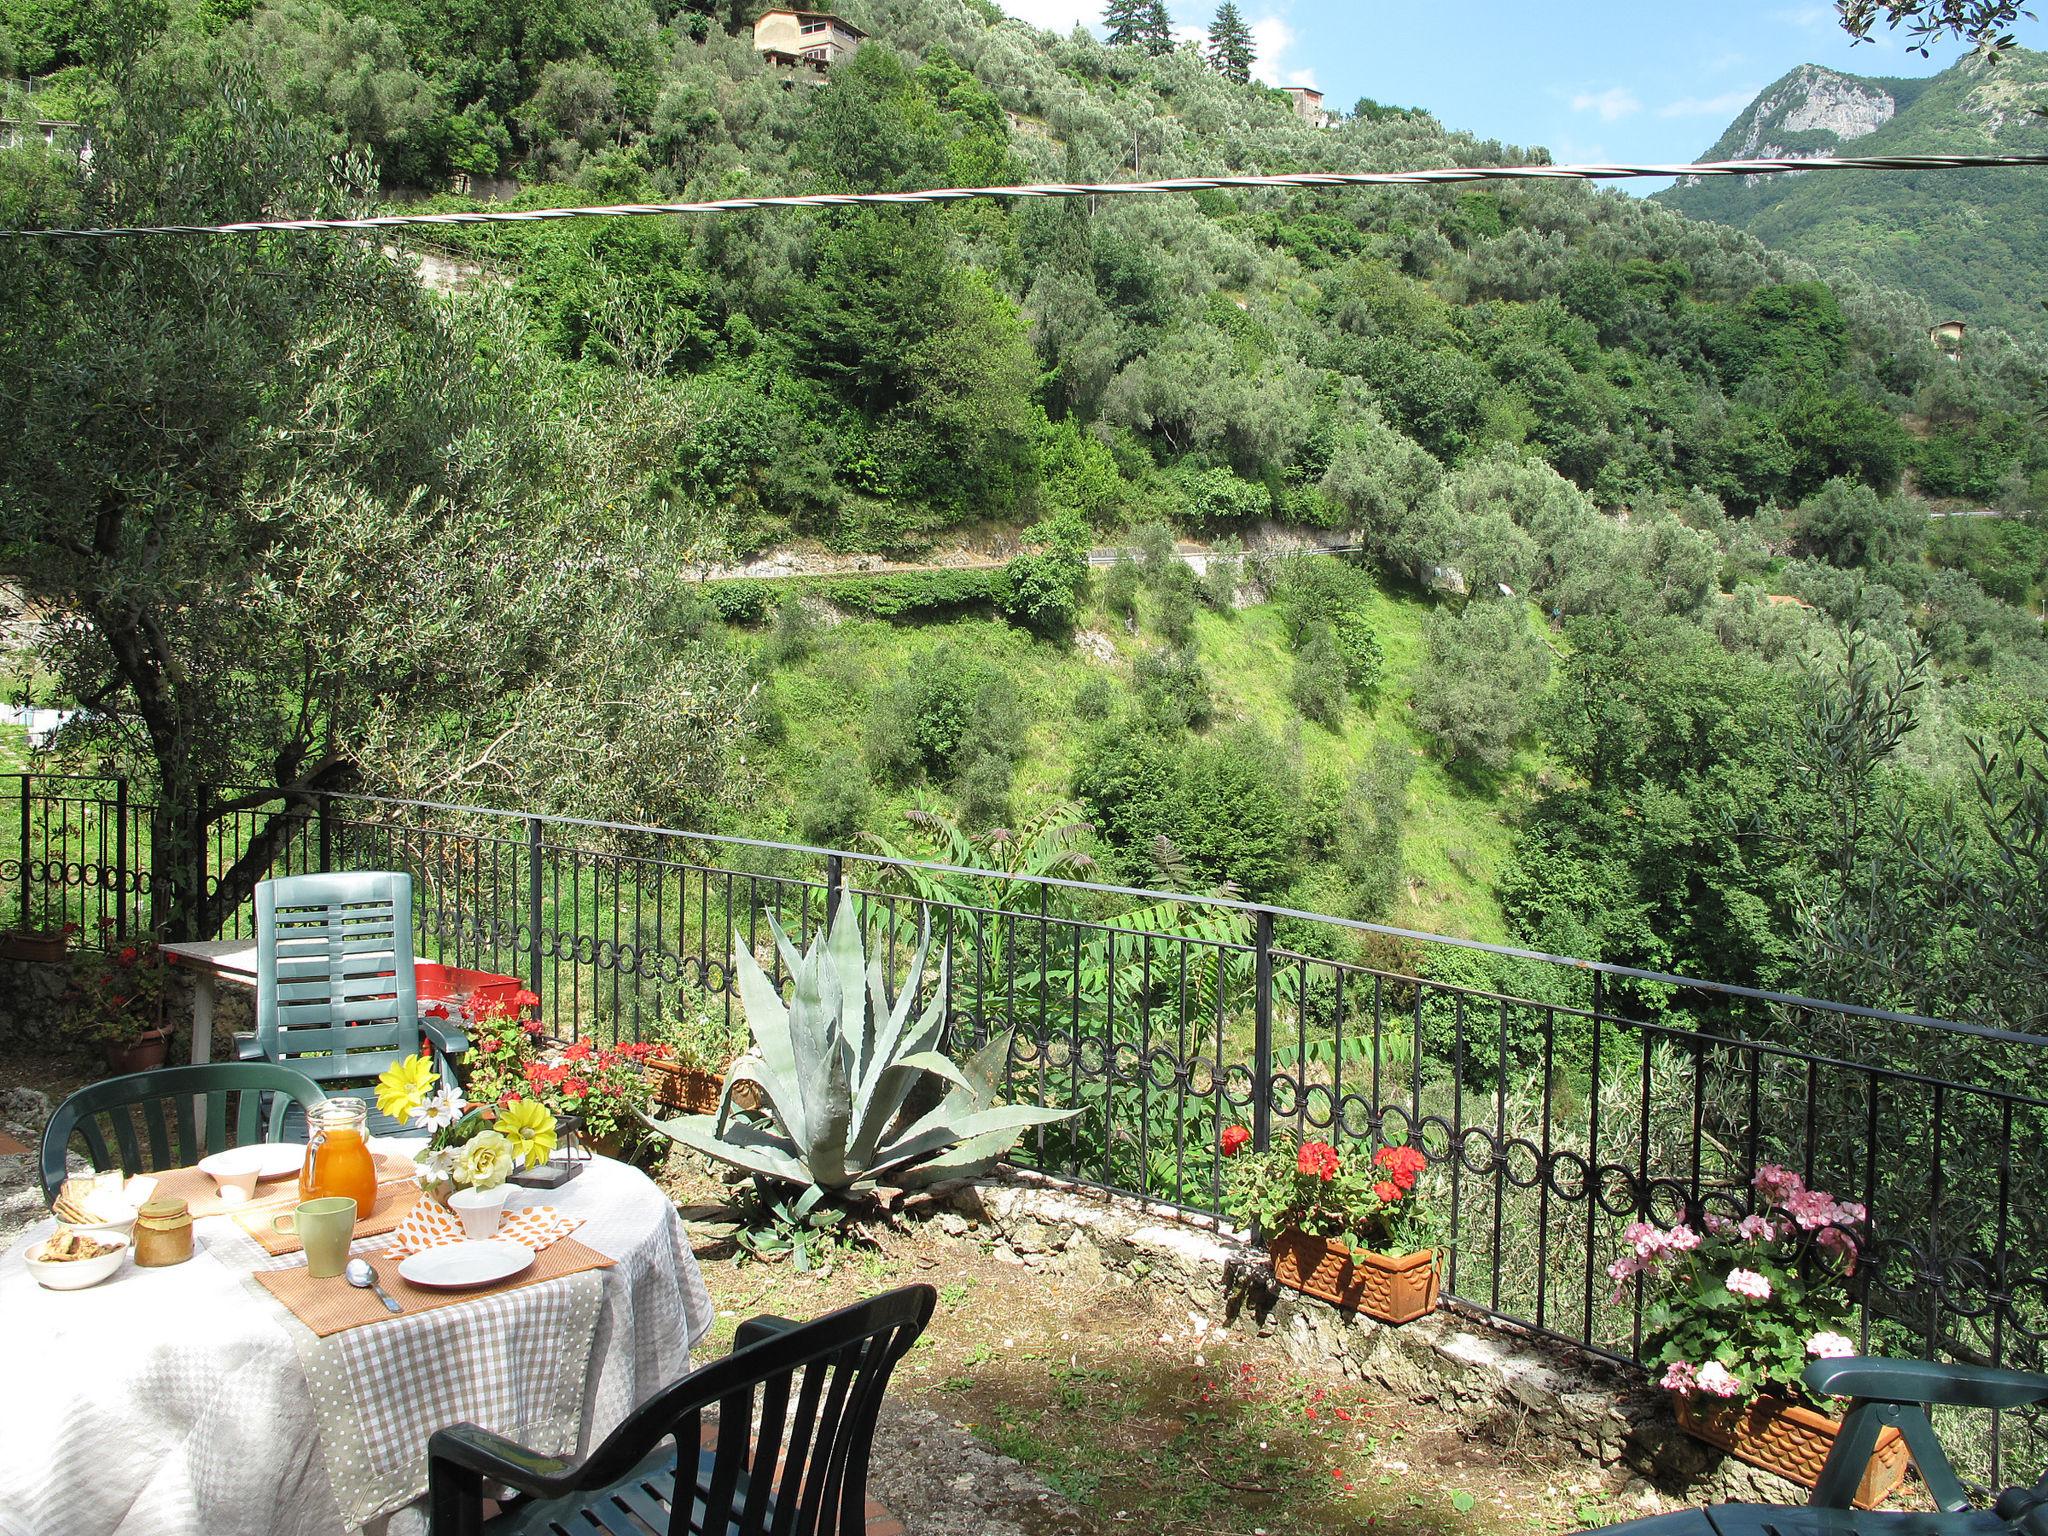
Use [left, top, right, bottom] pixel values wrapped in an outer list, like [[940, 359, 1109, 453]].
[[24, 1226, 130, 1291]]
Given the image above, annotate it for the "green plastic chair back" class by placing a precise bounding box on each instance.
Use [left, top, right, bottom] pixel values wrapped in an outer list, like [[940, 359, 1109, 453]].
[[40, 1062, 327, 1200], [253, 871, 422, 1126]]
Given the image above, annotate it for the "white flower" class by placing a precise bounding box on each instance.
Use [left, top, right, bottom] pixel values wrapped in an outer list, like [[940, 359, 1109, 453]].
[[1695, 1361, 1745, 1398], [1725, 1267, 1773, 1301], [415, 1146, 459, 1188], [413, 1086, 468, 1133], [1806, 1331, 1857, 1359]]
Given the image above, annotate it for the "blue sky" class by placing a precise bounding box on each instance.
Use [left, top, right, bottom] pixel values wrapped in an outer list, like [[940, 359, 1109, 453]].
[[999, 1, 2048, 186]]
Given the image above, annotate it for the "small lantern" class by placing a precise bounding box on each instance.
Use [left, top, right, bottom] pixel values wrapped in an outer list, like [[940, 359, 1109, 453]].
[[511, 1111, 589, 1189]]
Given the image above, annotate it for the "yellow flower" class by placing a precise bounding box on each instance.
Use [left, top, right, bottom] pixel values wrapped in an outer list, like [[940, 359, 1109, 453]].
[[495, 1098, 557, 1168], [375, 1054, 438, 1126], [454, 1130, 515, 1191]]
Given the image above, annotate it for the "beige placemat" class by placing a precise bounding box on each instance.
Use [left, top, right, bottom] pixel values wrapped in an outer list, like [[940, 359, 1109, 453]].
[[143, 1152, 415, 1221], [235, 1179, 421, 1255], [253, 1236, 614, 1337]]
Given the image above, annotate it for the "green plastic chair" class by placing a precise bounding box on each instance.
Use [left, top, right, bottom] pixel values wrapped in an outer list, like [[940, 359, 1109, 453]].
[[39, 1061, 328, 1200], [235, 871, 468, 1135], [1602, 1357, 2048, 1536]]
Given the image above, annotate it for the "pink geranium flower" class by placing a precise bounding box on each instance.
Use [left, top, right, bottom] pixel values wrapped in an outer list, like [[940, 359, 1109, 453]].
[[1726, 1267, 1773, 1301], [1695, 1361, 1745, 1398]]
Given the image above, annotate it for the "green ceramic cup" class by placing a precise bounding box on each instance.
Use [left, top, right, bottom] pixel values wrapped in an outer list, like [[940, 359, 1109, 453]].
[[273, 1196, 358, 1278]]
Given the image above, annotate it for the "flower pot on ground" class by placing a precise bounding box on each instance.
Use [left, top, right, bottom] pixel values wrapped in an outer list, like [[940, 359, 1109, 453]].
[[1269, 1229, 1441, 1323], [1222, 1131, 1444, 1325], [103, 1027, 171, 1075], [0, 923, 73, 963], [1674, 1392, 1910, 1509], [640, 987, 750, 1114]]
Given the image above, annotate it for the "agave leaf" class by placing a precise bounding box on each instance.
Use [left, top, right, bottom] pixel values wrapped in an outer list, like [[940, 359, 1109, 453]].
[[642, 1110, 815, 1188], [851, 925, 935, 1136], [787, 925, 853, 1188], [850, 958, 948, 1166], [730, 937, 807, 1147], [766, 910, 806, 982], [867, 1102, 1080, 1182], [825, 900, 868, 1084], [892, 1049, 973, 1095], [895, 1125, 1023, 1186]]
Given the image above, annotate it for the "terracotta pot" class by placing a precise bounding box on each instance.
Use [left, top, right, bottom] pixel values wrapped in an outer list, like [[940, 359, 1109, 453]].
[[103, 1027, 172, 1076], [1269, 1231, 1440, 1324], [645, 1059, 724, 1115], [0, 932, 67, 963], [1676, 1393, 1911, 1509]]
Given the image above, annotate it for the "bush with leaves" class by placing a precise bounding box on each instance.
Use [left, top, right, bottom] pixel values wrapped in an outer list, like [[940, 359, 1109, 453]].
[[1413, 601, 1553, 775], [1290, 621, 1349, 727]]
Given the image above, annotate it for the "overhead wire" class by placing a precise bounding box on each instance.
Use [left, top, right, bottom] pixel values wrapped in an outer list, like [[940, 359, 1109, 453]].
[[3, 151, 2047, 239]]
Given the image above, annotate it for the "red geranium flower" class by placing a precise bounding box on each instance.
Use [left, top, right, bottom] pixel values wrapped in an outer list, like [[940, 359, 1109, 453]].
[[1221, 1126, 1252, 1157], [1373, 1180, 1402, 1203], [424, 1003, 450, 1020], [514, 988, 540, 1009], [117, 946, 138, 967], [563, 1077, 589, 1098], [1297, 1141, 1340, 1181]]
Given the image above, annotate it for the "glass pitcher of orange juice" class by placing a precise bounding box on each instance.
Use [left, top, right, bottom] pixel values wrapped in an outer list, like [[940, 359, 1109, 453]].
[[300, 1099, 378, 1217]]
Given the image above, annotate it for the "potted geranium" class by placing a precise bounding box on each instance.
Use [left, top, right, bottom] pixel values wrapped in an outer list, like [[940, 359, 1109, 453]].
[[640, 986, 750, 1114], [1222, 1129, 1442, 1324], [1607, 1163, 1908, 1508], [59, 929, 172, 1073], [450, 989, 657, 1158]]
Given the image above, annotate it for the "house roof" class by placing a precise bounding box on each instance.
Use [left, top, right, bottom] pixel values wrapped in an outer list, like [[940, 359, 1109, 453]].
[[756, 9, 868, 37]]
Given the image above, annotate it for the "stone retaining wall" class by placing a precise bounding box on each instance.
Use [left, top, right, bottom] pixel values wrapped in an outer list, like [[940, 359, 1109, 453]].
[[914, 1169, 1822, 1508]]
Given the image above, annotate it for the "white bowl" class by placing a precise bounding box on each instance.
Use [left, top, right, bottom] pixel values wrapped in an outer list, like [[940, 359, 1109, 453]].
[[24, 1232, 130, 1291], [198, 1143, 304, 1203]]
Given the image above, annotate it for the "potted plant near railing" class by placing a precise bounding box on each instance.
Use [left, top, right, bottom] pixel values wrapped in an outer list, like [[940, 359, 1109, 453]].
[[457, 990, 660, 1160], [59, 930, 172, 1073], [1606, 1164, 1908, 1508], [0, 919, 75, 963], [639, 987, 751, 1115], [1222, 1129, 1443, 1324]]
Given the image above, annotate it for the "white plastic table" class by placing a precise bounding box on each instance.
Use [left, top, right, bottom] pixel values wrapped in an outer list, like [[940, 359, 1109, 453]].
[[0, 1144, 713, 1536], [157, 938, 260, 1065]]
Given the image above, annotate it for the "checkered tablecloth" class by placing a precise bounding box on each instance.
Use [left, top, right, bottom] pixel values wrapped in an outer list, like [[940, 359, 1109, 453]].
[[0, 1143, 712, 1536]]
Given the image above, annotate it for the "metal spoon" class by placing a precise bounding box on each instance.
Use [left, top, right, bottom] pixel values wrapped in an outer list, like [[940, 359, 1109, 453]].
[[345, 1257, 402, 1314]]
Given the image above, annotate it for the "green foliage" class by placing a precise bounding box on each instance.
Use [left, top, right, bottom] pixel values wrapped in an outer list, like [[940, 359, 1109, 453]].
[[1790, 478, 1922, 568], [1203, 2, 1255, 85], [1002, 510, 1090, 638], [864, 642, 1022, 786], [1289, 622, 1348, 727], [1100, 552, 1141, 623], [1221, 1134, 1441, 1258], [1412, 602, 1552, 775]]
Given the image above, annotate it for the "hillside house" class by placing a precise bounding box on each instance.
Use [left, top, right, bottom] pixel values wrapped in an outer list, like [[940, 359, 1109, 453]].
[[1929, 319, 1965, 357], [753, 9, 866, 71], [1281, 85, 1328, 126]]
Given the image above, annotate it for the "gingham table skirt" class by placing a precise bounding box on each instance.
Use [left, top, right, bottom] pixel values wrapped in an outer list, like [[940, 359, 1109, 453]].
[[0, 1143, 712, 1536]]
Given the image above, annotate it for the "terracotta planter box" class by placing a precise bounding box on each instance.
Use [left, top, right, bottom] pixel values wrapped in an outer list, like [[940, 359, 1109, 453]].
[[646, 1059, 724, 1115], [103, 1027, 172, 1076], [0, 932, 67, 963], [1270, 1231, 1440, 1324], [1676, 1393, 1911, 1509]]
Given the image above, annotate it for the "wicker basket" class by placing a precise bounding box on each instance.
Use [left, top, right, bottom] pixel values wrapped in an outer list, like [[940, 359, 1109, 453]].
[[1269, 1231, 1440, 1324], [1676, 1394, 1911, 1509]]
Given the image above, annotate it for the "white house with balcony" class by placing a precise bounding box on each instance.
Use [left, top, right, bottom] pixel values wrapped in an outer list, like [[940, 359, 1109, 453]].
[[752, 9, 866, 72]]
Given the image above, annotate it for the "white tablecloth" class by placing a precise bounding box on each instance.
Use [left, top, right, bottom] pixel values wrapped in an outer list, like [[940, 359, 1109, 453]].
[[0, 1144, 713, 1536]]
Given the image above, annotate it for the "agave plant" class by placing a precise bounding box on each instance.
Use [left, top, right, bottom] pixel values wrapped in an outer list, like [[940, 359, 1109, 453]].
[[644, 908, 1077, 1196]]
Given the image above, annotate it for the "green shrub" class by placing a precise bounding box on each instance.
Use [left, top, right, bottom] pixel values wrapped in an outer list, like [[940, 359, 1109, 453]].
[[864, 643, 1023, 785], [1154, 564, 1197, 647], [1072, 676, 1117, 720], [1101, 552, 1141, 623], [1133, 644, 1210, 733], [954, 749, 1015, 828], [762, 593, 818, 667], [798, 753, 873, 847], [1290, 621, 1348, 727]]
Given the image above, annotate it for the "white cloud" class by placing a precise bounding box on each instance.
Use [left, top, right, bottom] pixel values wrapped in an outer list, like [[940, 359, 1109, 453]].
[[1248, 15, 1297, 85], [998, 1, 1100, 32], [1658, 85, 1763, 118], [1285, 66, 1321, 89], [1569, 87, 1643, 121], [1775, 4, 1834, 32]]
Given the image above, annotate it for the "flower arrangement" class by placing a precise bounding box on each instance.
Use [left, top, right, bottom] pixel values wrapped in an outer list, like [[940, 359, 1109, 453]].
[[1221, 1131, 1439, 1259], [1607, 1163, 1869, 1409], [450, 989, 657, 1144], [646, 986, 749, 1075], [58, 926, 169, 1046], [374, 1053, 557, 1194]]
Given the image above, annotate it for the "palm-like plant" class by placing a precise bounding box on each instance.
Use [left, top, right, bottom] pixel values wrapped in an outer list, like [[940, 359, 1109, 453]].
[[643, 908, 1076, 1196]]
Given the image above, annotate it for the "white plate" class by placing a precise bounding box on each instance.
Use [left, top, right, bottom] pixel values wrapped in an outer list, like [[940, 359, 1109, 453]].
[[198, 1143, 305, 1182], [397, 1239, 535, 1289]]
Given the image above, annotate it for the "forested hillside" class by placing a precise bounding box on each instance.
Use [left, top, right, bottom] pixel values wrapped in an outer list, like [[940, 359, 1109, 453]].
[[1659, 49, 2048, 343], [2, 0, 2044, 1031]]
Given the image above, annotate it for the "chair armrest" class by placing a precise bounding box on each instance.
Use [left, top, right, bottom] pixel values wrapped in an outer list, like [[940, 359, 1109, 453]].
[[421, 1016, 470, 1061], [427, 1423, 580, 1499], [1806, 1357, 2048, 1410], [733, 1314, 800, 1352], [233, 1033, 265, 1062]]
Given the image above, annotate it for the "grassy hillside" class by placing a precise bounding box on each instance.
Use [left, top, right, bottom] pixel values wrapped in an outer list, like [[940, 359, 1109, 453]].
[[1658, 51, 2048, 342]]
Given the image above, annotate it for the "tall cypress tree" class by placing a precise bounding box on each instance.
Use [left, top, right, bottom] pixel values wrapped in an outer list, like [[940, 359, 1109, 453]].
[[1205, 2, 1255, 83], [1135, 0, 1173, 53], [1102, 0, 1147, 47]]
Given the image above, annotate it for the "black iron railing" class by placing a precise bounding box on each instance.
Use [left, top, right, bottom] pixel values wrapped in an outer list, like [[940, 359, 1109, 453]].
[[5, 771, 2045, 1480]]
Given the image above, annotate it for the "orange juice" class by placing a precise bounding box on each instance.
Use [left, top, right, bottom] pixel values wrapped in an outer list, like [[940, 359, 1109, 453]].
[[300, 1100, 378, 1217]]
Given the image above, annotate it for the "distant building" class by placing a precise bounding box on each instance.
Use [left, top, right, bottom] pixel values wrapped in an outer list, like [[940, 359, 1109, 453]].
[[753, 9, 866, 71], [1280, 86, 1327, 126], [0, 117, 89, 157], [1929, 319, 1965, 357]]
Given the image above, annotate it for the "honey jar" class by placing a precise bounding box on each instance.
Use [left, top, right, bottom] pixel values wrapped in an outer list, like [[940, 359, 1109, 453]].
[[134, 1195, 194, 1266]]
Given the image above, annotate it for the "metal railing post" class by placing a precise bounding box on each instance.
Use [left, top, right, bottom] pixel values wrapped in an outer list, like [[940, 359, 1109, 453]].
[[317, 793, 333, 874], [1252, 907, 1275, 1152], [526, 816, 544, 1003], [113, 777, 128, 940], [824, 852, 843, 925], [192, 783, 211, 941], [16, 773, 30, 930]]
